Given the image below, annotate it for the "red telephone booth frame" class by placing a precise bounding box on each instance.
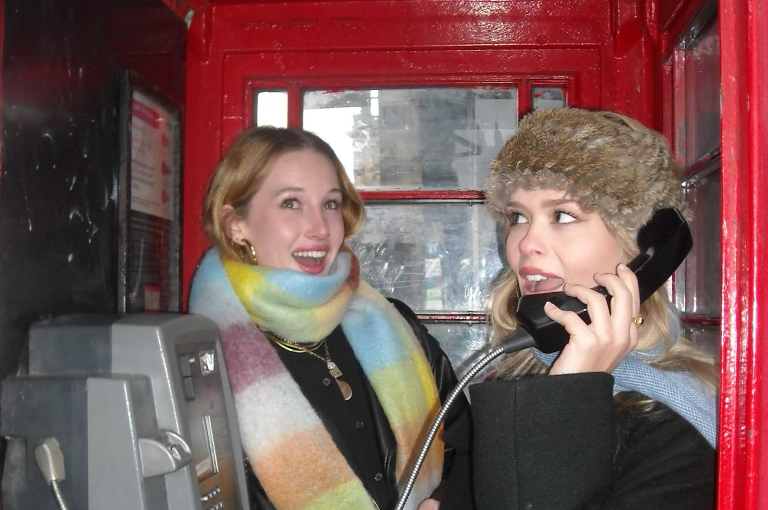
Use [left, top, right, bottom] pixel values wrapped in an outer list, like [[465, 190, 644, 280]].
[[716, 0, 767, 507], [180, 1, 768, 508]]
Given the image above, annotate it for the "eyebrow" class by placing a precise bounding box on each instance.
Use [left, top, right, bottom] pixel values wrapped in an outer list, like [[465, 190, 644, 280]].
[[271, 186, 343, 198]]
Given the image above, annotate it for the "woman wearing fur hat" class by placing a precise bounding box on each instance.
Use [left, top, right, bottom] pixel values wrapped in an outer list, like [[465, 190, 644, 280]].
[[188, 126, 468, 510], [439, 108, 718, 510]]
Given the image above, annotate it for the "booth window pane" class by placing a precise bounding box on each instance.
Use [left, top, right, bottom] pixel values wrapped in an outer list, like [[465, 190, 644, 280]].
[[684, 19, 720, 165], [348, 202, 504, 313], [423, 322, 492, 379], [677, 163, 721, 317], [255, 91, 288, 127], [532, 87, 566, 111], [303, 88, 518, 190], [683, 323, 720, 359], [669, 10, 721, 323]]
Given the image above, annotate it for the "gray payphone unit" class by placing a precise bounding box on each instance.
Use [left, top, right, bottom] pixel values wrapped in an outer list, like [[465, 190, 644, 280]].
[[1, 313, 249, 510]]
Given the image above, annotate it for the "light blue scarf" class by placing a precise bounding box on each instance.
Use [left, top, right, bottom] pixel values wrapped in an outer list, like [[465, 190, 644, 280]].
[[533, 342, 718, 448]]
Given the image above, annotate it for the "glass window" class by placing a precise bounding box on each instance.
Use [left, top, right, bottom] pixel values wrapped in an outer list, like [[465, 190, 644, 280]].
[[303, 87, 518, 190], [348, 203, 504, 313], [683, 323, 720, 358], [532, 87, 566, 111], [684, 19, 720, 166], [678, 162, 721, 317], [255, 91, 288, 127], [423, 322, 492, 379], [669, 11, 721, 326]]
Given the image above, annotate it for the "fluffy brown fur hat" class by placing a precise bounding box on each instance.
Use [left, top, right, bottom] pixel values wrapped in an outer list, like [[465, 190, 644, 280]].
[[485, 108, 688, 236]]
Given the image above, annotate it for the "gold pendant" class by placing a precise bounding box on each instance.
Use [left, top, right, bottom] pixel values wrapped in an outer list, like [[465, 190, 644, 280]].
[[327, 361, 343, 378], [337, 379, 353, 401]]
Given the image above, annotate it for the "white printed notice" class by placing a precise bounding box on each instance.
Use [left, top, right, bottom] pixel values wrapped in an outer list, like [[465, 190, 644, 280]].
[[131, 91, 175, 220]]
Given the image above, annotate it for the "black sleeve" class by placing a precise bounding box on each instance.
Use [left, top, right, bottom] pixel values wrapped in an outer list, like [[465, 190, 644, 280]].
[[591, 403, 715, 510], [462, 373, 715, 510], [387, 298, 473, 497]]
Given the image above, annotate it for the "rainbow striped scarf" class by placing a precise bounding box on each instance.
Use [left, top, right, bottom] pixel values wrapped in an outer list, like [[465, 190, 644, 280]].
[[189, 249, 443, 510]]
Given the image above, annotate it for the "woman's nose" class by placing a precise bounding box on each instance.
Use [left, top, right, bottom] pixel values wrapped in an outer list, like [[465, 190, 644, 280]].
[[517, 223, 546, 255], [306, 207, 329, 238]]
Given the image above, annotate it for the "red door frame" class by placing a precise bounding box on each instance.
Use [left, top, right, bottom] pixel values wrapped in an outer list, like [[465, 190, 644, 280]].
[[717, 0, 767, 508]]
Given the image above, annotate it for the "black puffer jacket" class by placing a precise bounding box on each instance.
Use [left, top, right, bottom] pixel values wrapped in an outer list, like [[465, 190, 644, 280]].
[[244, 298, 470, 510]]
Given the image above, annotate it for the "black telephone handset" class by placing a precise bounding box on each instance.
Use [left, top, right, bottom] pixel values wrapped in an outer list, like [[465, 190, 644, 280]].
[[512, 208, 693, 353]]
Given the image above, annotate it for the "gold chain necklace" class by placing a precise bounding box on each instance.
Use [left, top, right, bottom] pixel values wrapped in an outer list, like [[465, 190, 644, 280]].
[[264, 331, 353, 401], [263, 333, 324, 353]]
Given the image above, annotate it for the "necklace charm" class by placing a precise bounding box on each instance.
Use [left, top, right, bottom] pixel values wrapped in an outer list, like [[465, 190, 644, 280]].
[[264, 330, 352, 401], [336, 379, 353, 400], [326, 358, 352, 401], [327, 360, 342, 378]]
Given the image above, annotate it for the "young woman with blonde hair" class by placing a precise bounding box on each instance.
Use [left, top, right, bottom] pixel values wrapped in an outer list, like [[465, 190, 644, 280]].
[[189, 126, 467, 510], [440, 108, 717, 510]]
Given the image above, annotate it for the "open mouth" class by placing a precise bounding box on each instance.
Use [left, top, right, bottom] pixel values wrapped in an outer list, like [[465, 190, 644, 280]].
[[523, 274, 565, 294], [293, 250, 328, 272]]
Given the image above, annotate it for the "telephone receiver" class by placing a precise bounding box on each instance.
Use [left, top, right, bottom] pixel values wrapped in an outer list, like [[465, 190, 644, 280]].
[[512, 208, 693, 353]]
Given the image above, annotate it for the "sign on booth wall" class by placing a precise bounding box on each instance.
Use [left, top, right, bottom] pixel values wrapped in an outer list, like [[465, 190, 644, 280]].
[[118, 74, 181, 314], [131, 91, 176, 222]]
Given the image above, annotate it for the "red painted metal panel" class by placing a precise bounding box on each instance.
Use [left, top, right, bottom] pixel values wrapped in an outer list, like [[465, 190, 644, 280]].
[[681, 317, 721, 326], [606, 0, 658, 127], [597, 1, 660, 126], [223, 52, 599, 117], [360, 190, 484, 201], [417, 312, 487, 323], [718, 0, 766, 508], [184, 5, 223, 303], [160, 0, 189, 18], [208, 1, 612, 52], [754, 6, 768, 508]]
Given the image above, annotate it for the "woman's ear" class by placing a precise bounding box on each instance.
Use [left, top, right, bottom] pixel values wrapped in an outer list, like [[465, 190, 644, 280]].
[[220, 204, 243, 245]]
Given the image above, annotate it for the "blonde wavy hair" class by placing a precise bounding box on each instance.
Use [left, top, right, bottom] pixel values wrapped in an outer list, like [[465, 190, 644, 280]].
[[202, 126, 365, 263]]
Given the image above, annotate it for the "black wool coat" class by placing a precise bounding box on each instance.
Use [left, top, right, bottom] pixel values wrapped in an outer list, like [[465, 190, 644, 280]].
[[439, 372, 715, 510]]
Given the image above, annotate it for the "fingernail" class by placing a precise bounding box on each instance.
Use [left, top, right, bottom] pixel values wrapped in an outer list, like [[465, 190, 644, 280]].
[[544, 301, 555, 311]]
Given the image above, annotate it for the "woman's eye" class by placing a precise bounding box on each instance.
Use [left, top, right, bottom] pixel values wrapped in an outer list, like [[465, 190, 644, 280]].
[[554, 210, 577, 223], [281, 198, 299, 209], [324, 199, 340, 210], [507, 212, 528, 225]]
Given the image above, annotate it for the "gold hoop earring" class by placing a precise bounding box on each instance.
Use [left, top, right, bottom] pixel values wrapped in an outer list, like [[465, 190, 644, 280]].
[[241, 239, 258, 264]]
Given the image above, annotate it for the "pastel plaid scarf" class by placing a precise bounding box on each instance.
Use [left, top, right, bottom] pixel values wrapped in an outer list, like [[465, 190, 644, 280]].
[[189, 248, 443, 510]]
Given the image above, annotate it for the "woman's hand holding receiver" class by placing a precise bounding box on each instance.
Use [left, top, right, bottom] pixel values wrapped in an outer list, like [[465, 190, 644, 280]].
[[546, 264, 640, 375]]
